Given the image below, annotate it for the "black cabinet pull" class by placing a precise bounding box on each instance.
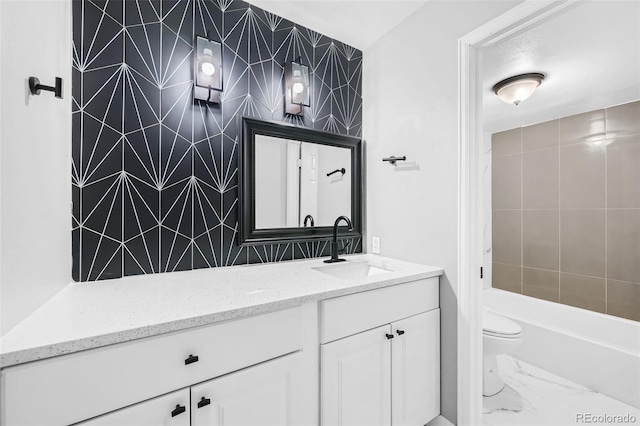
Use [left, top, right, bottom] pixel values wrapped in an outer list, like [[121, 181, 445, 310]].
[[385, 333, 394, 339], [185, 354, 199, 365], [397, 329, 405, 335], [198, 397, 211, 408], [171, 404, 186, 417]]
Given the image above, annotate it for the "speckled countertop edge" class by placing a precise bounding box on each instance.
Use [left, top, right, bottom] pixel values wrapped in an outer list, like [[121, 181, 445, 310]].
[[0, 255, 443, 368]]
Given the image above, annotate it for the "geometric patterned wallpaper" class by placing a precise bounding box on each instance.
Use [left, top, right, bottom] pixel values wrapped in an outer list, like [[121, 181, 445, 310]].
[[72, 0, 362, 281]]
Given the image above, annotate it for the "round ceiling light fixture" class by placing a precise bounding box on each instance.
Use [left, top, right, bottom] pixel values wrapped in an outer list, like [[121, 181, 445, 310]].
[[492, 73, 545, 106]]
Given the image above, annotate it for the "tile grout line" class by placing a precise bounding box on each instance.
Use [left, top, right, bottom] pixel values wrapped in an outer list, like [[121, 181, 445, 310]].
[[122, 4, 126, 279], [493, 262, 605, 280], [493, 127, 640, 160], [558, 118, 562, 303], [520, 127, 524, 295], [604, 106, 608, 314]]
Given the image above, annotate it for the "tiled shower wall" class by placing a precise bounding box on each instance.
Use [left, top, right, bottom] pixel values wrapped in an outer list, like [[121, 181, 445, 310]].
[[491, 100, 640, 321], [72, 0, 362, 281]]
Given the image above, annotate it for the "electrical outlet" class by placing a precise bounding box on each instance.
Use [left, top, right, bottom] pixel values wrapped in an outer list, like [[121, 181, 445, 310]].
[[372, 236, 380, 254]]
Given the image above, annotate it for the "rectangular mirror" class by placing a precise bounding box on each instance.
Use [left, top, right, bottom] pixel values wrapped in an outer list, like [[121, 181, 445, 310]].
[[239, 118, 362, 245]]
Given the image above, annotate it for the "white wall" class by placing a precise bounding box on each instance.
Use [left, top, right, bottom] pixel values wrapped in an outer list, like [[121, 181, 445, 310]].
[[315, 145, 351, 226], [300, 142, 318, 226], [255, 136, 290, 228], [0, 0, 72, 335], [483, 131, 492, 290], [363, 1, 519, 422]]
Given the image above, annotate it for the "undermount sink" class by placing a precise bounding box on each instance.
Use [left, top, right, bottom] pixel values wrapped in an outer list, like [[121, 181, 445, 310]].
[[313, 261, 393, 280]]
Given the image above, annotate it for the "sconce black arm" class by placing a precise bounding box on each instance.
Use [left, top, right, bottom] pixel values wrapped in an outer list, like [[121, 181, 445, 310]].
[[29, 77, 63, 99], [382, 156, 406, 165], [327, 168, 346, 177]]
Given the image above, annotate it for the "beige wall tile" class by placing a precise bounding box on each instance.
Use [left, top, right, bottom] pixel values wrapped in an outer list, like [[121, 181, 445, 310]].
[[560, 210, 605, 277], [523, 210, 559, 270], [523, 267, 559, 302], [492, 154, 521, 209], [523, 120, 559, 152], [493, 262, 521, 293], [492, 129, 521, 157], [607, 209, 640, 283], [607, 134, 640, 208], [560, 144, 605, 208], [523, 148, 559, 209], [606, 100, 640, 138], [559, 109, 605, 146], [560, 273, 606, 313], [607, 280, 640, 321], [492, 100, 639, 318], [493, 210, 521, 265]]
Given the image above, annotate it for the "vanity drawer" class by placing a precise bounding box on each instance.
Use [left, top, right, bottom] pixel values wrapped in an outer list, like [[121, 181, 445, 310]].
[[319, 278, 439, 343], [1, 307, 302, 426]]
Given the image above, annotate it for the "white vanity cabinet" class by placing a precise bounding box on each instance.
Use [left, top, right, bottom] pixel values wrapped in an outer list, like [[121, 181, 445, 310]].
[[391, 309, 440, 426], [320, 278, 440, 426], [77, 352, 307, 426], [322, 324, 393, 425], [0, 257, 442, 426], [191, 352, 306, 425], [76, 389, 191, 426], [0, 307, 309, 426]]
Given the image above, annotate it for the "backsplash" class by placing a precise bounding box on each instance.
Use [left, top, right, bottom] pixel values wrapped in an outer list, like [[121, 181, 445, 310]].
[[72, 0, 362, 281], [491, 100, 640, 321]]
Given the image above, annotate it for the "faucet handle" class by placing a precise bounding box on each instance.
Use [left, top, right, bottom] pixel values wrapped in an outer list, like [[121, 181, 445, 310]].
[[338, 240, 352, 255]]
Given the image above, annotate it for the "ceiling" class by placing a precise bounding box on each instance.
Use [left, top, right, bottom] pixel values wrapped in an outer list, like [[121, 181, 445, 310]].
[[243, 1, 639, 133], [481, 1, 640, 133], [244, 0, 427, 51]]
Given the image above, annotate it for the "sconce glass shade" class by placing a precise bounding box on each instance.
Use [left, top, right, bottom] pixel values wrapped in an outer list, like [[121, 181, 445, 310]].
[[493, 73, 544, 106], [285, 60, 310, 115], [201, 48, 216, 76], [194, 35, 222, 103]]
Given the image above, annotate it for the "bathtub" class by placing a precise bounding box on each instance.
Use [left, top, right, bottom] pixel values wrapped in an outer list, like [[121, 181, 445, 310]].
[[484, 288, 640, 408]]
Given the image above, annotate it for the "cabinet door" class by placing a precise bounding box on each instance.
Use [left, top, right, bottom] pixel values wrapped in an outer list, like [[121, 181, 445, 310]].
[[75, 388, 189, 426], [321, 325, 392, 426], [191, 352, 309, 426], [391, 309, 440, 426]]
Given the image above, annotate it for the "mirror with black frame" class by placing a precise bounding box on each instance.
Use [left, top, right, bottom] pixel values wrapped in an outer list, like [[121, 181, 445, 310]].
[[239, 117, 362, 246]]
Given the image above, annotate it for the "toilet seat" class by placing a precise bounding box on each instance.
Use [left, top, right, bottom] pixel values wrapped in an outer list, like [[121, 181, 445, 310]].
[[483, 310, 522, 339]]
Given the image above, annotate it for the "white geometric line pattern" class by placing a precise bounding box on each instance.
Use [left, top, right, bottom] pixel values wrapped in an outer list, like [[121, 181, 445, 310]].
[[72, 0, 362, 281]]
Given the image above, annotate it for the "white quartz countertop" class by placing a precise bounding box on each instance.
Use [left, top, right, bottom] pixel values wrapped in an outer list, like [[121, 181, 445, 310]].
[[0, 254, 442, 368]]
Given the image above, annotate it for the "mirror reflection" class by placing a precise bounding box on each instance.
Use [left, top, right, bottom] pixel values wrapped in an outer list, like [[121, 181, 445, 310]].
[[255, 135, 351, 229], [239, 117, 362, 246]]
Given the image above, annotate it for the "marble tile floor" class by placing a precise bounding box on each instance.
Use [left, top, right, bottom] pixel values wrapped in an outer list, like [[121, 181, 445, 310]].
[[483, 355, 640, 426]]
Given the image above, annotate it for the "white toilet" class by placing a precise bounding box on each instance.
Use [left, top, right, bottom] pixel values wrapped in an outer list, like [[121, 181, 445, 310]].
[[482, 309, 523, 396]]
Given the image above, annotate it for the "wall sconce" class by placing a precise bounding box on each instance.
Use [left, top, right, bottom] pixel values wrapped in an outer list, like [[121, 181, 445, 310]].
[[284, 58, 310, 115], [194, 32, 222, 103], [493, 73, 545, 106]]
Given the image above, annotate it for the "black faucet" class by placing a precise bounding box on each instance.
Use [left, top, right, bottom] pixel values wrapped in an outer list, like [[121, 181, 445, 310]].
[[303, 214, 315, 227], [324, 215, 353, 263]]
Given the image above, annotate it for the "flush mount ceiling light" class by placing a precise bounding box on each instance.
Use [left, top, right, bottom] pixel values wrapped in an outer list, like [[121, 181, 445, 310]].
[[194, 32, 223, 103], [492, 73, 545, 106]]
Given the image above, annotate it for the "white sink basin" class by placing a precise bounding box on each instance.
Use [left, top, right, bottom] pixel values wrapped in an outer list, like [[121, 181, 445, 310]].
[[313, 261, 393, 280]]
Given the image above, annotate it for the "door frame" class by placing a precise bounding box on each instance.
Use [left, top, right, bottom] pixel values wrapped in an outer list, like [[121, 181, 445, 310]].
[[456, 1, 577, 424]]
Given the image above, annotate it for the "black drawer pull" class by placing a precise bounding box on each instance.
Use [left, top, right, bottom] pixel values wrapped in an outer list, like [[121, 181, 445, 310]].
[[385, 333, 394, 339], [171, 404, 186, 417], [185, 354, 199, 365], [397, 329, 405, 335], [198, 397, 211, 408]]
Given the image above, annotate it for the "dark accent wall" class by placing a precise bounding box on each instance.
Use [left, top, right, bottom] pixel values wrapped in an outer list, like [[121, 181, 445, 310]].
[[72, 0, 363, 281]]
